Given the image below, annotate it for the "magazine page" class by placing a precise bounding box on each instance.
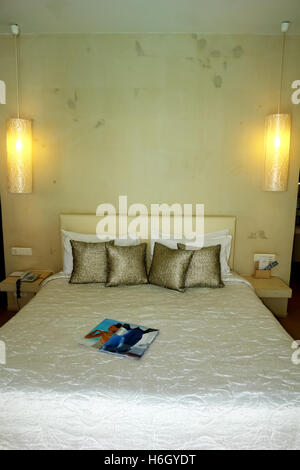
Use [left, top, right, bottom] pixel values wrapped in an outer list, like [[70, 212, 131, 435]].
[[80, 319, 159, 359], [100, 322, 159, 359], [79, 318, 124, 348]]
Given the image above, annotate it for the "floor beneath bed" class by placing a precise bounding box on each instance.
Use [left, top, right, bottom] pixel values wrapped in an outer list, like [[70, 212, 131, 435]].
[[0, 309, 17, 328]]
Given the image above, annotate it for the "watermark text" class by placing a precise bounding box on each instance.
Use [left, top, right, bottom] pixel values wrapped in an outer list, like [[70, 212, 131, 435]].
[[291, 340, 300, 365], [0, 79, 6, 104], [291, 80, 300, 105], [96, 196, 204, 243], [0, 340, 6, 365]]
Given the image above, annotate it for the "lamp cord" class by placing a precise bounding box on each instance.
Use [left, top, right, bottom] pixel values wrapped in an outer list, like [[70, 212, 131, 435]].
[[278, 31, 286, 115], [14, 33, 20, 119]]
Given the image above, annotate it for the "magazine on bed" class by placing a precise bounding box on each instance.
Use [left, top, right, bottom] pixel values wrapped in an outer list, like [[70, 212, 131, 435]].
[[80, 318, 159, 359]]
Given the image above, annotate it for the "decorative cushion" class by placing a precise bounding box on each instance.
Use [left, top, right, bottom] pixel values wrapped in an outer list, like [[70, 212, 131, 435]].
[[70, 240, 113, 284], [149, 230, 232, 276], [148, 242, 193, 292], [62, 229, 140, 275], [106, 243, 148, 287], [177, 243, 224, 288]]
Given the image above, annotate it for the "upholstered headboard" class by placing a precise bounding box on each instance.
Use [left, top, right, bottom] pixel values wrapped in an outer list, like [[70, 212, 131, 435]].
[[60, 214, 236, 269]]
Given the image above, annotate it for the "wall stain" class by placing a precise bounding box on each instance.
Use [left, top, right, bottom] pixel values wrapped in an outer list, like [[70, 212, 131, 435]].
[[135, 40, 145, 56], [197, 38, 207, 50], [191, 37, 244, 85], [53, 88, 60, 93], [95, 119, 105, 129], [213, 75, 223, 88], [67, 91, 78, 110], [134, 88, 140, 98], [232, 46, 244, 58], [67, 99, 76, 110]]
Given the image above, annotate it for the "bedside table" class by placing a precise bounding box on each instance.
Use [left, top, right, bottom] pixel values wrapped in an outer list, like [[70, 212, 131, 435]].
[[0, 270, 53, 311], [242, 275, 292, 318]]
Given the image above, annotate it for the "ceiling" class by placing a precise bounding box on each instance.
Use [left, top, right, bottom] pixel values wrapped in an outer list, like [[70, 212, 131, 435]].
[[0, 0, 300, 35]]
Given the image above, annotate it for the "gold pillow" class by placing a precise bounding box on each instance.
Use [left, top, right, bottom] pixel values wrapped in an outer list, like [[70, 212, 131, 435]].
[[177, 243, 224, 288], [106, 243, 148, 287], [148, 242, 193, 292], [70, 240, 113, 284]]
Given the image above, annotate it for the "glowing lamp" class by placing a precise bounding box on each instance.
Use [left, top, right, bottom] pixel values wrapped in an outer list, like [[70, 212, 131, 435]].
[[7, 118, 32, 193], [264, 113, 291, 192]]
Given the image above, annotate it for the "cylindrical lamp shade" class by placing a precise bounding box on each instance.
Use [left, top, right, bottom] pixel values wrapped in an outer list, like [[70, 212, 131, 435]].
[[7, 118, 32, 193], [264, 113, 291, 191]]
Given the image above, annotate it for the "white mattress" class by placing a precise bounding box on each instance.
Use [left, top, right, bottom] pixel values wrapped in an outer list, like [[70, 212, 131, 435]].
[[0, 273, 299, 450]]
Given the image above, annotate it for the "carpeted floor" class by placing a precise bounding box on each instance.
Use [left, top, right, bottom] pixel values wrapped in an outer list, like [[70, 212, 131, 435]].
[[0, 309, 17, 328]]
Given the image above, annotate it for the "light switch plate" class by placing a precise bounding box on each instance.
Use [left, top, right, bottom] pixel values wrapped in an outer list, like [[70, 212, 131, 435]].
[[254, 253, 276, 269], [11, 247, 32, 256]]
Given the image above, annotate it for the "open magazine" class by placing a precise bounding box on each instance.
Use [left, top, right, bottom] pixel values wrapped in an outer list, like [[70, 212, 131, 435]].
[[80, 318, 159, 359]]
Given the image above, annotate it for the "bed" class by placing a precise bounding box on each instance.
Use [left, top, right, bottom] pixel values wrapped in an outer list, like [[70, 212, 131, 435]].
[[0, 215, 299, 450]]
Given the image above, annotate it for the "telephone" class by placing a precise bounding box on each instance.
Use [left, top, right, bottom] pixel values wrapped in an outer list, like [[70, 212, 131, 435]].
[[19, 271, 39, 282], [16, 272, 39, 300]]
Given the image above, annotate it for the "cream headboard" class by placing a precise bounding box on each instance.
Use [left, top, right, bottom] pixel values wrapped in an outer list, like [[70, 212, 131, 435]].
[[60, 214, 236, 269]]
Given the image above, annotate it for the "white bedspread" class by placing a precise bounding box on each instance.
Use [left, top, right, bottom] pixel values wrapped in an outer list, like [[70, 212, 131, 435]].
[[0, 274, 299, 450]]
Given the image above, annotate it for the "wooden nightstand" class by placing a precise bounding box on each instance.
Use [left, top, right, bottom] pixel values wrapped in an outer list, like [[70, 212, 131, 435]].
[[0, 270, 53, 311], [242, 275, 292, 318]]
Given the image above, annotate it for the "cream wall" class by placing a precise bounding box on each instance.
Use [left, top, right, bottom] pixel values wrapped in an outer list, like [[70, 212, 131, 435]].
[[0, 33, 299, 282]]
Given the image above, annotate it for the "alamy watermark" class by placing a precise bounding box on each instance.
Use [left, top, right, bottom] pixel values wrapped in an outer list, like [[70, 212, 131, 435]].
[[0, 79, 5, 104], [96, 196, 204, 243], [291, 80, 300, 105], [291, 340, 300, 365], [0, 340, 6, 365]]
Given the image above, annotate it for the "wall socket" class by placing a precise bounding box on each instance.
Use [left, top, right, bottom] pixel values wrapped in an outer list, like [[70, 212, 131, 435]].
[[11, 247, 32, 256], [254, 253, 276, 269]]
